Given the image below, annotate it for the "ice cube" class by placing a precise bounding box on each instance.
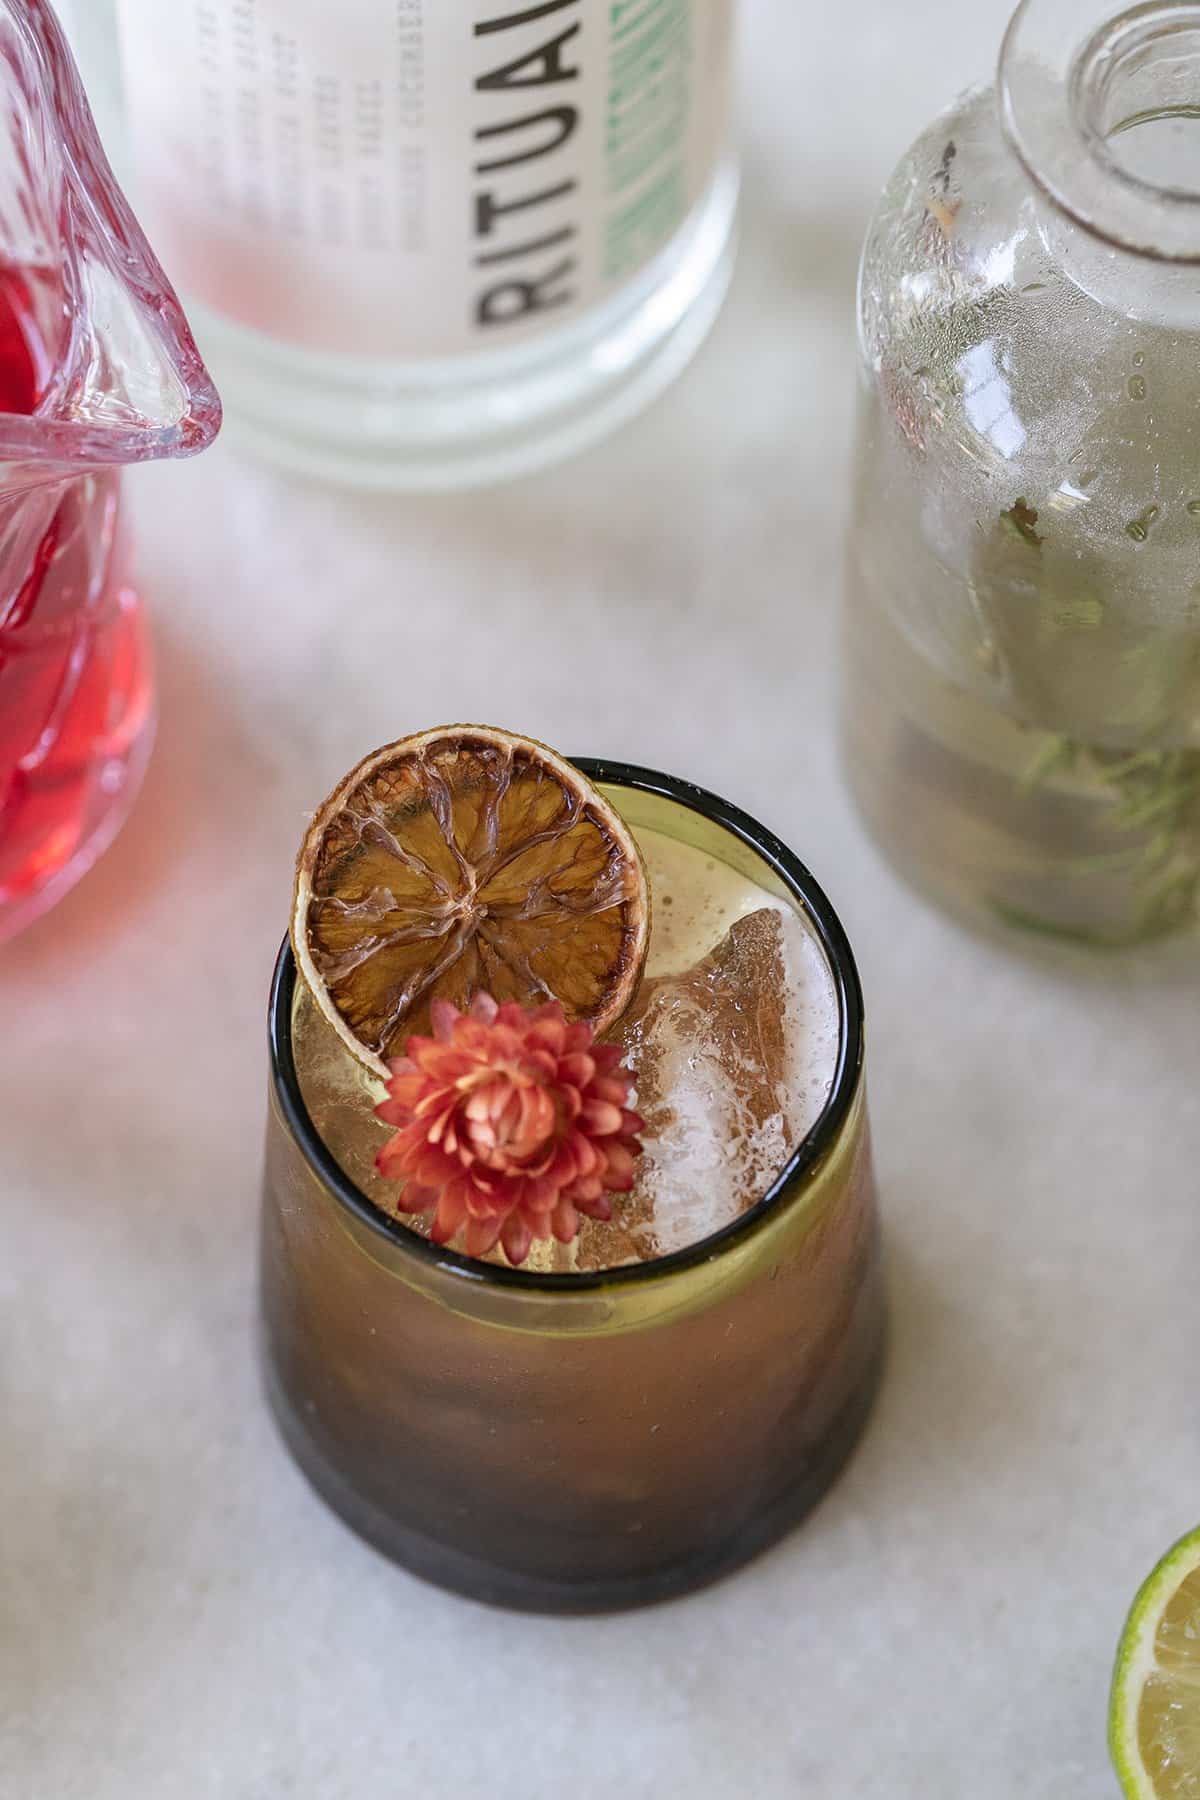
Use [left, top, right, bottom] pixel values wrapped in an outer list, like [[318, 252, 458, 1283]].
[[574, 907, 828, 1269]]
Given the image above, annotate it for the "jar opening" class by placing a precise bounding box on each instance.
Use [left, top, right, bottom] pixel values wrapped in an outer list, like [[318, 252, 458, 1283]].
[[1077, 4, 1200, 196], [1002, 0, 1200, 260]]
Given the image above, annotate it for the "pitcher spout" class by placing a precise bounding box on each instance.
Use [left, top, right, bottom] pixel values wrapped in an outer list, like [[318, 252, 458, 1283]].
[[0, 0, 220, 479]]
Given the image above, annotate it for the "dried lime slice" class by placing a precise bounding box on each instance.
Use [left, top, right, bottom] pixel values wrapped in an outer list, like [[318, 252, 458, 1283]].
[[292, 726, 649, 1077]]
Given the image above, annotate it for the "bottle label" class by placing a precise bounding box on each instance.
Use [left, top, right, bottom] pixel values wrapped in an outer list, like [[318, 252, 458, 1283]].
[[115, 0, 733, 359]]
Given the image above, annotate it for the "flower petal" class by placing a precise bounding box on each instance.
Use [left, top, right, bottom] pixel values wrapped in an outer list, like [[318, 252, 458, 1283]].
[[590, 1075, 634, 1107], [569, 1130, 600, 1175], [430, 1185, 469, 1242], [375, 1141, 411, 1180], [397, 1181, 438, 1214], [548, 1138, 580, 1186], [521, 1176, 558, 1214], [602, 1142, 637, 1190], [527, 1015, 566, 1055], [550, 1198, 579, 1243], [501, 1213, 534, 1266], [429, 999, 460, 1041], [464, 1179, 502, 1220], [465, 1215, 503, 1257], [580, 1098, 624, 1137], [558, 1052, 596, 1090], [576, 1191, 612, 1223], [417, 1046, 477, 1084], [374, 1083, 424, 1125]]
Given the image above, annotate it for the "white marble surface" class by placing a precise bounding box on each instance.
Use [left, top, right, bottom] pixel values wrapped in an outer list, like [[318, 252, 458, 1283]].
[[5, 4, 1199, 1795]]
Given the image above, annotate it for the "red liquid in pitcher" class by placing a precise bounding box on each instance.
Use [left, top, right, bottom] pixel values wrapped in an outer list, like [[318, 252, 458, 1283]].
[[0, 266, 154, 939]]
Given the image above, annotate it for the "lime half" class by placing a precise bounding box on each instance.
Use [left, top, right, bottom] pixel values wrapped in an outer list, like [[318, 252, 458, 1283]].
[[1111, 1526, 1200, 1798]]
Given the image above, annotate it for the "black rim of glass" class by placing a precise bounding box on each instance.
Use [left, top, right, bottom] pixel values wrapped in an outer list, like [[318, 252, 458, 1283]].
[[268, 758, 866, 1293]]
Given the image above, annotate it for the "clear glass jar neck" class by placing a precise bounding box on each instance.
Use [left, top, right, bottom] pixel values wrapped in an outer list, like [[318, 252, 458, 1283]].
[[1001, 0, 1200, 265], [1031, 191, 1200, 323]]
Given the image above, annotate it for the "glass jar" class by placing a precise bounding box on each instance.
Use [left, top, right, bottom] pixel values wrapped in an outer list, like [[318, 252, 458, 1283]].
[[260, 764, 884, 1613], [842, 0, 1200, 950], [69, 0, 737, 491]]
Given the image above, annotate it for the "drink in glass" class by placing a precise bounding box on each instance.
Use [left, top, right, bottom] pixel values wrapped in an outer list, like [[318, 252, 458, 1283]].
[[261, 731, 884, 1611]]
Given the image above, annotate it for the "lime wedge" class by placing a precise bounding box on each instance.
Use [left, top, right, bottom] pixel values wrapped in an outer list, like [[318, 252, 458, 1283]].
[[1111, 1527, 1200, 1797]]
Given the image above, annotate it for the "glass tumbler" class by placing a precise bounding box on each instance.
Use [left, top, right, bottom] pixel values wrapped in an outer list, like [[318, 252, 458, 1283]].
[[260, 764, 885, 1613]]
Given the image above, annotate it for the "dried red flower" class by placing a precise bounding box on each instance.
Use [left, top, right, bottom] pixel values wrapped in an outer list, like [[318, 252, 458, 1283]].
[[374, 993, 644, 1266]]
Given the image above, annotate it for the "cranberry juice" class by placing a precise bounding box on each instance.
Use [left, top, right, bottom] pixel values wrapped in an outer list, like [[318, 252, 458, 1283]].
[[0, 266, 154, 939]]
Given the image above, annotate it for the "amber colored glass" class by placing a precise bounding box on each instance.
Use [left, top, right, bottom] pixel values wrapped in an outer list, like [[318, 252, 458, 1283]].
[[259, 764, 885, 1614]]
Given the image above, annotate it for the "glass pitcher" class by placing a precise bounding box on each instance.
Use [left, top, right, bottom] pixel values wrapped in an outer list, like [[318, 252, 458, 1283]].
[[0, 0, 219, 945], [842, 0, 1200, 951]]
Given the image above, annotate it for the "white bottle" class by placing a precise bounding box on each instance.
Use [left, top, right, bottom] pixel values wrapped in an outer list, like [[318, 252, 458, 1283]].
[[73, 0, 737, 489]]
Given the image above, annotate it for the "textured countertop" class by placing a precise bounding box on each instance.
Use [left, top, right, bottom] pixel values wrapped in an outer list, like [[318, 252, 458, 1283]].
[[5, 3, 1198, 1795]]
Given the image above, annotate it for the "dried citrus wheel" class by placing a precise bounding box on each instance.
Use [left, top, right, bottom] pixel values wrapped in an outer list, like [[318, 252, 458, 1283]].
[[292, 726, 650, 1078]]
